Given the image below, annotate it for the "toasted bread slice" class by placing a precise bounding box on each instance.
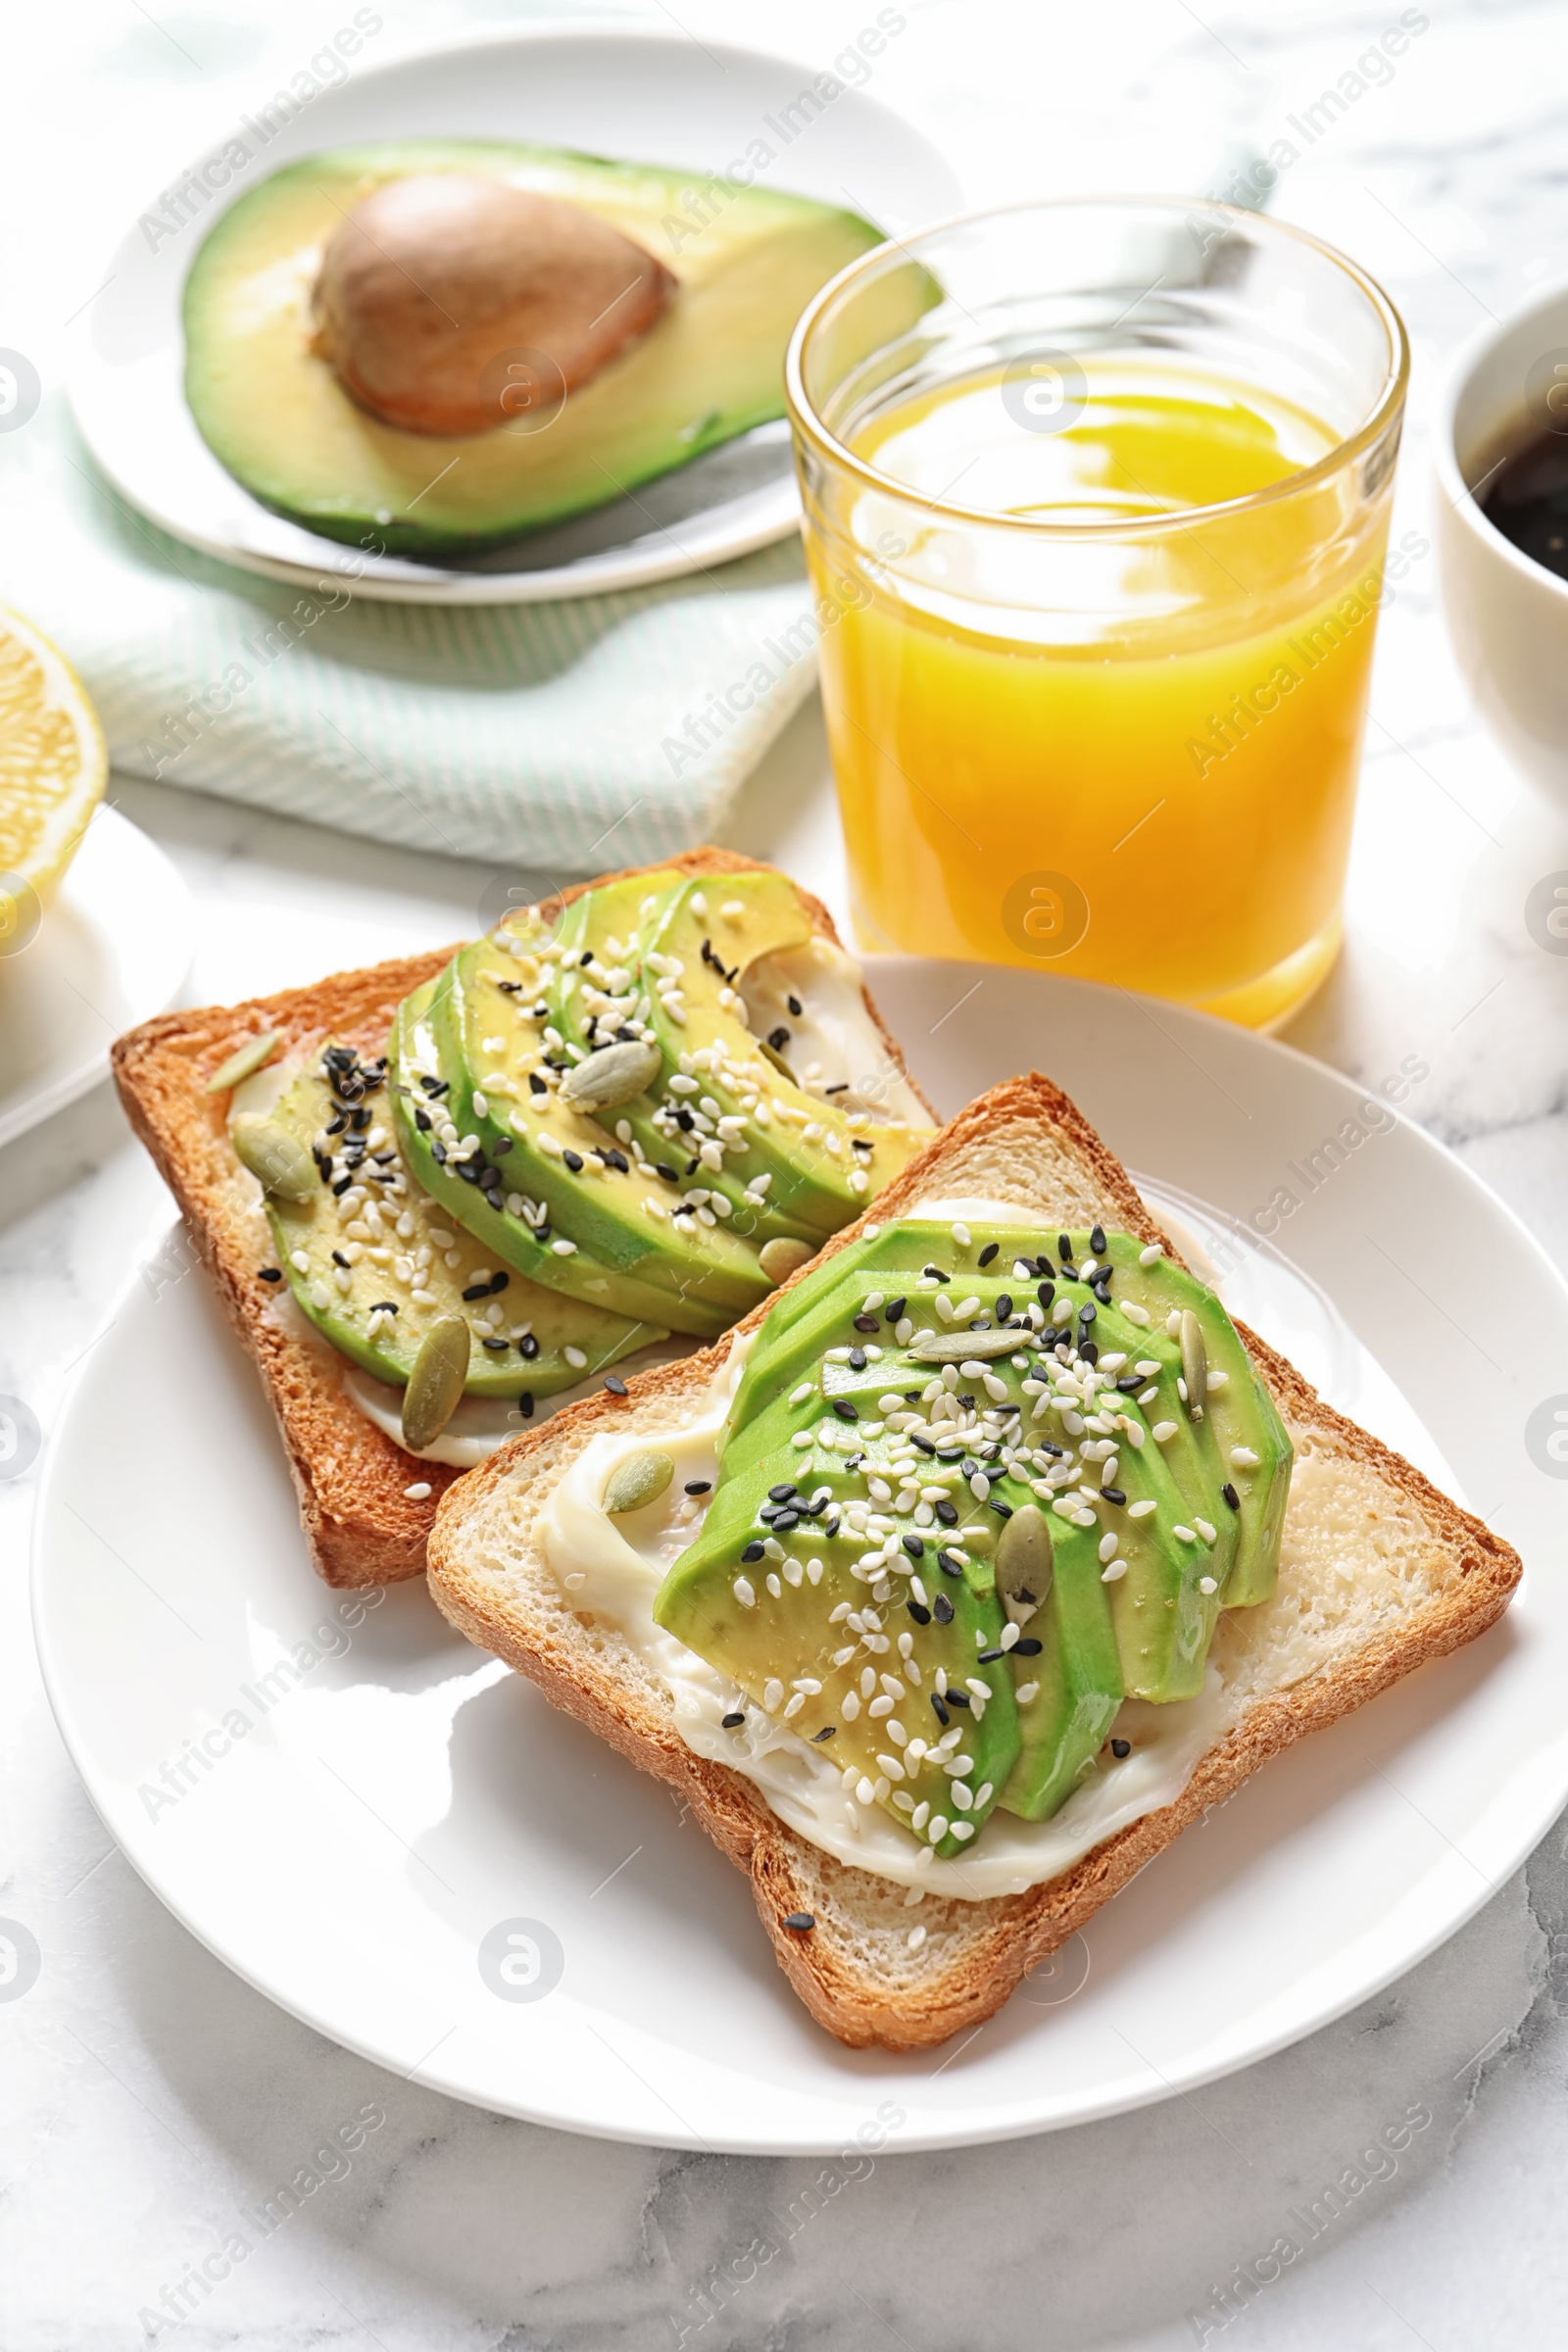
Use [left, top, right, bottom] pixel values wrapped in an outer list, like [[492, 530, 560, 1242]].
[[110, 849, 933, 1589], [425, 1073, 1522, 2048]]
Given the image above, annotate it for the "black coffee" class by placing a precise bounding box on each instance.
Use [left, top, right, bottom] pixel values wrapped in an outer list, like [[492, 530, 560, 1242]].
[[1481, 429, 1568, 581]]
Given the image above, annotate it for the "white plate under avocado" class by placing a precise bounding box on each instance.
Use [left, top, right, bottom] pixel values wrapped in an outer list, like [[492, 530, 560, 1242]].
[[32, 964, 1568, 2152], [66, 26, 961, 604]]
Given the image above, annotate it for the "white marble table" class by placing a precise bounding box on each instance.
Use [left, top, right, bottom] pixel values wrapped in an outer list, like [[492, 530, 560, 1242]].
[[5, 2, 1568, 2345]]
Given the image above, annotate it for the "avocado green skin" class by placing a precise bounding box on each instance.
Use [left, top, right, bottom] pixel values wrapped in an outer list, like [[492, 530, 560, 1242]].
[[180, 140, 885, 557], [1093, 1234, 1293, 1607], [442, 934, 772, 1324], [261, 1054, 651, 1396], [999, 1522, 1126, 1822]]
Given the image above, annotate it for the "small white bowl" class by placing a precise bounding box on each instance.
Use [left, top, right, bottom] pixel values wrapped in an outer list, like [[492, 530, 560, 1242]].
[[1435, 281, 1568, 802]]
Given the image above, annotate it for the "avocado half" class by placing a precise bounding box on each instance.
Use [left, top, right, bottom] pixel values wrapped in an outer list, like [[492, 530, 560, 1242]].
[[181, 139, 885, 557]]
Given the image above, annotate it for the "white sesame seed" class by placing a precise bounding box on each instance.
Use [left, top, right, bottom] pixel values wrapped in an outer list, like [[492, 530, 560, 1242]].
[[906, 1923, 927, 1951], [403, 1481, 433, 1499], [1230, 1445, 1259, 1468], [1173, 1524, 1198, 1543], [1128, 1497, 1157, 1519], [765, 1572, 782, 1598], [951, 1220, 971, 1247], [1098, 1532, 1119, 1563], [1102, 1561, 1128, 1583], [1152, 1420, 1178, 1443], [1195, 1517, 1217, 1543], [1016, 1681, 1039, 1704], [552, 1239, 578, 1256], [950, 1821, 975, 1841], [1121, 1301, 1152, 1326], [1199, 1576, 1218, 1595], [734, 1578, 756, 1607], [1139, 1244, 1162, 1264], [564, 1346, 587, 1369], [763, 1679, 784, 1711], [791, 1431, 813, 1449], [927, 1815, 949, 1843]]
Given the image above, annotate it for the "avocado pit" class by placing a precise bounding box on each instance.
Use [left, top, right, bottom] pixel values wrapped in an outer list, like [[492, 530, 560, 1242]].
[[312, 172, 674, 437]]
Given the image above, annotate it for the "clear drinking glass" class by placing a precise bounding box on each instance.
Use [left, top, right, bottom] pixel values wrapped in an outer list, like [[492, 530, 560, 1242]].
[[785, 198, 1409, 1028]]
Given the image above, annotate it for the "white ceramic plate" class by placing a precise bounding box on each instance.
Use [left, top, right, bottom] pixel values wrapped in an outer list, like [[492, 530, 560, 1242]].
[[32, 963, 1567, 2152], [0, 808, 191, 1149], [66, 26, 960, 607]]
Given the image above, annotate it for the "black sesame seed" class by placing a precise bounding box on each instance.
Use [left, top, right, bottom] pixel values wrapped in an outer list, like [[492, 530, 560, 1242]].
[[907, 1599, 932, 1625], [923, 1264, 950, 1284], [995, 1294, 1013, 1321], [414, 1107, 432, 1132], [430, 1140, 447, 1163], [1110, 1737, 1131, 1758], [563, 1150, 584, 1173], [741, 1541, 766, 1563], [932, 1592, 955, 1624], [604, 1376, 628, 1396], [934, 1499, 958, 1526], [902, 1534, 925, 1561], [528, 1073, 548, 1097], [768, 1026, 791, 1052], [656, 1163, 678, 1182], [978, 1243, 999, 1267], [368, 1300, 398, 1315], [684, 1158, 700, 1176], [768, 1483, 798, 1502], [848, 1348, 866, 1371], [811, 1725, 836, 1742], [989, 1498, 1013, 1518], [930, 1693, 951, 1727], [330, 1250, 350, 1268], [960, 1456, 981, 1479], [331, 1175, 352, 1197], [1091, 1224, 1106, 1255], [910, 1435, 936, 1456], [831, 1400, 858, 1422], [773, 1511, 799, 1533], [1079, 1342, 1099, 1366], [884, 1296, 906, 1322], [259, 1267, 282, 1282], [456, 1159, 481, 1185], [936, 1549, 964, 1576], [1117, 1374, 1143, 1393], [462, 1280, 493, 1301], [1078, 1301, 1096, 1324], [946, 1688, 971, 1708], [1102, 1487, 1126, 1505], [1011, 1637, 1043, 1656], [493, 1137, 514, 1155], [977, 1647, 1005, 1663], [783, 1912, 814, 1933], [853, 1313, 879, 1334], [1057, 1234, 1073, 1260], [721, 1711, 745, 1728], [685, 1480, 711, 1495], [787, 995, 804, 1016], [1222, 1481, 1241, 1510], [1037, 1281, 1054, 1307], [517, 1392, 534, 1417], [518, 1334, 540, 1359], [481, 1337, 510, 1351]]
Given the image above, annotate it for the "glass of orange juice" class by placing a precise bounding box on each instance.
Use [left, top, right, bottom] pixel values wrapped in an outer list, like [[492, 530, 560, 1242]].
[[785, 199, 1409, 1027]]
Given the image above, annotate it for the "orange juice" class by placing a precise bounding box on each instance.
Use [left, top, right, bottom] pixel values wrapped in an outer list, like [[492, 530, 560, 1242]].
[[808, 357, 1395, 1026]]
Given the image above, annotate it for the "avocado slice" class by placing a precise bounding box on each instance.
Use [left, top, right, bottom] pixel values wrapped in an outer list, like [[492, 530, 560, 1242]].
[[1086, 1234, 1293, 1607], [548, 869, 934, 1241], [648, 1216, 1289, 1856], [251, 1042, 660, 1396], [728, 1267, 1227, 1701], [998, 1518, 1125, 1822], [181, 140, 885, 557], [390, 976, 761, 1338]]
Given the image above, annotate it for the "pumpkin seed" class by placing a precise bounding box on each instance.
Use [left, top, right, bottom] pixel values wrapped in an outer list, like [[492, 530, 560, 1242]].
[[1179, 1309, 1208, 1422], [910, 1328, 1018, 1363], [996, 1503, 1053, 1624], [205, 1029, 280, 1094], [759, 1038, 795, 1082], [558, 1039, 662, 1114], [603, 1447, 675, 1515], [401, 1317, 470, 1452], [759, 1235, 814, 1285], [231, 1113, 316, 1201]]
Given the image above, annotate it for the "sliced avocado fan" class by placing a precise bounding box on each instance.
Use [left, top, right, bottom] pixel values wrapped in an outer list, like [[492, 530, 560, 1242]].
[[181, 139, 886, 556], [386, 876, 937, 1338], [242, 1042, 660, 1401], [651, 1219, 1292, 1855]]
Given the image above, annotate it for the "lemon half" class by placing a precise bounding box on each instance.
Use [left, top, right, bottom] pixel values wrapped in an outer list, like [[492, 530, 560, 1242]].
[[0, 607, 108, 925]]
